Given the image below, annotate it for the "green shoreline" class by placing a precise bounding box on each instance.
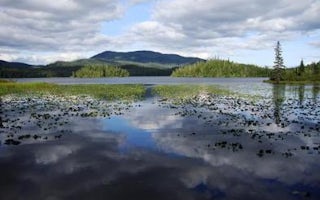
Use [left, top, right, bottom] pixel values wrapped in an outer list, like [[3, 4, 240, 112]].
[[263, 80, 320, 85], [0, 81, 262, 102], [0, 82, 145, 101]]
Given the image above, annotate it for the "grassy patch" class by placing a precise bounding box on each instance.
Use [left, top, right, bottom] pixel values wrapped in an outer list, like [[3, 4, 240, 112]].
[[0, 82, 145, 101], [0, 79, 13, 83], [152, 85, 233, 100], [152, 85, 263, 102]]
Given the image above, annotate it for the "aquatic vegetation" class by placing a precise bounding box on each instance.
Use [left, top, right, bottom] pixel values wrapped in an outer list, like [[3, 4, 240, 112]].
[[152, 83, 320, 161], [152, 84, 261, 102], [0, 82, 145, 100], [0, 79, 12, 83], [0, 80, 320, 200], [0, 95, 137, 147], [152, 85, 233, 101]]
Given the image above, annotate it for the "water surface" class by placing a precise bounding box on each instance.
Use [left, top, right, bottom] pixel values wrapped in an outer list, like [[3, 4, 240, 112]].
[[1, 79, 320, 200]]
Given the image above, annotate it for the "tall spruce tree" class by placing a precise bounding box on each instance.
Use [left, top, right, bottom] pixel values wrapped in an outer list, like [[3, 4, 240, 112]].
[[298, 59, 305, 76], [273, 41, 285, 83]]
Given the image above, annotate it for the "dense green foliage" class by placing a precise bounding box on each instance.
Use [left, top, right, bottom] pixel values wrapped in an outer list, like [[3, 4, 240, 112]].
[[267, 60, 320, 83], [171, 60, 270, 77], [0, 82, 145, 100], [73, 64, 129, 78], [281, 62, 320, 82], [268, 41, 320, 83]]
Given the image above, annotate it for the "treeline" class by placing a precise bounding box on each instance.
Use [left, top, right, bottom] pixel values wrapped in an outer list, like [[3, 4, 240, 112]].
[[73, 64, 129, 78], [269, 41, 320, 83], [171, 60, 271, 77], [120, 64, 174, 76], [0, 59, 176, 78], [281, 61, 320, 82], [0, 66, 81, 78]]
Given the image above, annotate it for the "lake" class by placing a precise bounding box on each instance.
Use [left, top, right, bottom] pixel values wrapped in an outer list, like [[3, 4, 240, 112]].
[[12, 77, 268, 85], [1, 78, 320, 200]]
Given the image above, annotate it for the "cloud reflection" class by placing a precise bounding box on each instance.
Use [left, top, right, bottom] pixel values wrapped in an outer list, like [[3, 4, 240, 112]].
[[1, 96, 320, 199]]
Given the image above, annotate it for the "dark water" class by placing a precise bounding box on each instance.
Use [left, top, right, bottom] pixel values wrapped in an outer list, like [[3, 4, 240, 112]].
[[1, 80, 320, 200]]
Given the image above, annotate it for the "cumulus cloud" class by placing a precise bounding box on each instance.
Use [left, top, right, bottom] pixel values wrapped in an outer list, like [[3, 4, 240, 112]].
[[121, 102, 183, 130], [310, 41, 320, 48], [128, 0, 154, 6], [129, 0, 320, 59], [0, 0, 125, 63], [0, 0, 319, 64]]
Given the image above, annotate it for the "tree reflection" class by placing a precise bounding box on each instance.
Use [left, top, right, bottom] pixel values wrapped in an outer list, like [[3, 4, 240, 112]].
[[312, 84, 320, 104], [0, 97, 3, 128], [272, 84, 285, 125], [298, 85, 305, 105]]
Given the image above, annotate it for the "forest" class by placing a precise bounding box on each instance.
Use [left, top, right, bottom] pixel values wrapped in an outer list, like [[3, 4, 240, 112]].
[[73, 64, 129, 78], [171, 60, 271, 77], [269, 41, 320, 83], [279, 61, 320, 82]]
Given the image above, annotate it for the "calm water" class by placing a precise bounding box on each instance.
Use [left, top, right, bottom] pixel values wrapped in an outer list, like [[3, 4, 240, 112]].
[[1, 78, 320, 200], [14, 77, 272, 96], [12, 77, 267, 85]]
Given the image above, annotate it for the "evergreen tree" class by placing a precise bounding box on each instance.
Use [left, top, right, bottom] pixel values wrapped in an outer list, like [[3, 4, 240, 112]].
[[312, 62, 320, 75], [272, 41, 285, 83], [298, 59, 305, 76]]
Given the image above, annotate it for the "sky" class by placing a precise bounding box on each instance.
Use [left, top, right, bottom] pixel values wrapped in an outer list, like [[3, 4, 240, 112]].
[[0, 0, 319, 67]]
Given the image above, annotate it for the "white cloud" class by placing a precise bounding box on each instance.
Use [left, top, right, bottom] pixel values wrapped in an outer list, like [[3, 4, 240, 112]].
[[0, 0, 126, 64], [124, 103, 183, 130], [128, 0, 154, 6], [35, 144, 80, 165], [309, 41, 320, 48], [0, 0, 319, 65], [127, 0, 320, 61]]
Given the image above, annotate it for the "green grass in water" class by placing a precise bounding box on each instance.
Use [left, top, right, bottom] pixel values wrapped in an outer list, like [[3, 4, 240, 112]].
[[0, 82, 145, 101], [153, 85, 232, 100], [152, 84, 262, 102]]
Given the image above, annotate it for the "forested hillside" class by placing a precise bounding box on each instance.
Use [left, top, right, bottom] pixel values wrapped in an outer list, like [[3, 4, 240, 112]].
[[171, 60, 271, 77], [73, 64, 129, 78], [280, 61, 320, 82], [0, 50, 199, 78]]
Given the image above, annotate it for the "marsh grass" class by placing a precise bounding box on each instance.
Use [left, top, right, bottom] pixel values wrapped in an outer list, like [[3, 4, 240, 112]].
[[0, 82, 145, 100], [152, 84, 262, 102], [0, 79, 13, 83], [153, 85, 232, 99]]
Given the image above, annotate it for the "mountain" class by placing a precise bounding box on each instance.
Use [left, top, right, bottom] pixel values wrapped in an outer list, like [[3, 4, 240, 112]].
[[0, 50, 204, 77], [0, 60, 33, 69], [91, 50, 204, 67], [46, 58, 175, 76]]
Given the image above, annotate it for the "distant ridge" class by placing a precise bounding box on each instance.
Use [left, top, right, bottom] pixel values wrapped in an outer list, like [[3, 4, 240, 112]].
[[91, 50, 204, 65], [0, 60, 33, 68], [0, 50, 205, 77]]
